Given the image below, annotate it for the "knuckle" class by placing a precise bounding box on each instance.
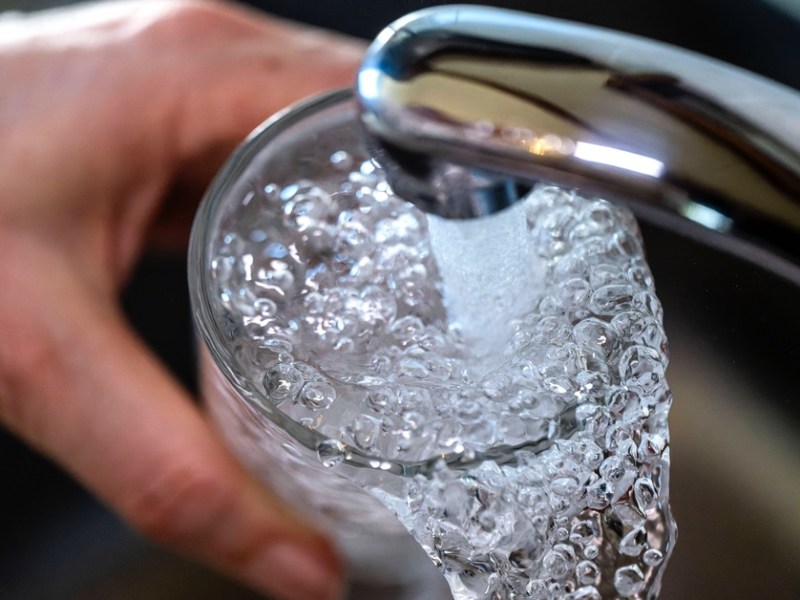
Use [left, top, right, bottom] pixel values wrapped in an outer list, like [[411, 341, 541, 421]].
[[139, 0, 249, 44], [124, 458, 237, 548], [0, 319, 59, 435]]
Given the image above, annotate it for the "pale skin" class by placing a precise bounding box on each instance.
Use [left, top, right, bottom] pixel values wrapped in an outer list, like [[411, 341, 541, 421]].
[[0, 2, 364, 599]]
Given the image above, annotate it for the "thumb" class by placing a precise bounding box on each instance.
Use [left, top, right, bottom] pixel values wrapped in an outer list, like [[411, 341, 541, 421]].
[[0, 255, 343, 600]]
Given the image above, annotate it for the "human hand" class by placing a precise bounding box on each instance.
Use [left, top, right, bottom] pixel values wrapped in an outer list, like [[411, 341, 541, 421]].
[[0, 2, 363, 599]]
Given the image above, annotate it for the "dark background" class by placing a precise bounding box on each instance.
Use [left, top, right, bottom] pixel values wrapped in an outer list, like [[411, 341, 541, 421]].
[[1, 1, 799, 599]]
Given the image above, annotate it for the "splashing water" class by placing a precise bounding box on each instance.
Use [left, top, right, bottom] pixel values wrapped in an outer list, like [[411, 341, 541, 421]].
[[206, 149, 676, 599]]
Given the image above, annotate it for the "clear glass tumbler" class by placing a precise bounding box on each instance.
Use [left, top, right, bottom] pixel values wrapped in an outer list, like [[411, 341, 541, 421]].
[[188, 87, 675, 599]]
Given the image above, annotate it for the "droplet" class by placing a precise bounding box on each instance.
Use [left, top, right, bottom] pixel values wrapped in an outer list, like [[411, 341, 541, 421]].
[[316, 439, 347, 468]]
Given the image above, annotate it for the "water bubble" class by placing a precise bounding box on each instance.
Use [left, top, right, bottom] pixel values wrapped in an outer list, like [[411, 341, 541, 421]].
[[259, 334, 293, 354], [350, 414, 381, 451], [365, 387, 396, 414], [643, 548, 665, 566], [550, 476, 579, 496], [619, 345, 664, 393], [612, 229, 642, 257], [542, 544, 576, 580], [316, 439, 347, 468], [575, 560, 600, 586], [329, 150, 354, 171], [599, 455, 630, 483], [619, 525, 647, 557], [278, 179, 314, 202], [253, 260, 296, 299], [614, 564, 646, 597], [389, 315, 426, 345], [535, 207, 577, 257], [284, 186, 329, 223], [526, 579, 549, 599], [633, 477, 658, 513], [589, 284, 634, 315], [573, 317, 619, 361], [375, 212, 421, 244], [252, 297, 278, 317], [586, 479, 613, 510], [589, 263, 625, 288], [604, 386, 635, 413], [583, 544, 599, 560], [263, 363, 303, 405], [358, 286, 397, 326], [611, 503, 647, 529], [481, 375, 510, 400], [424, 356, 453, 381], [398, 357, 430, 379], [628, 263, 653, 288], [263, 182, 281, 201], [558, 277, 591, 309], [568, 585, 602, 600], [633, 290, 663, 319], [639, 432, 667, 462], [570, 519, 599, 546], [299, 381, 336, 410]]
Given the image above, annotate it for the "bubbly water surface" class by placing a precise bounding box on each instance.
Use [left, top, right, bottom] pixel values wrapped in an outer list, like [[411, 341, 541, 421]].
[[209, 151, 675, 599]]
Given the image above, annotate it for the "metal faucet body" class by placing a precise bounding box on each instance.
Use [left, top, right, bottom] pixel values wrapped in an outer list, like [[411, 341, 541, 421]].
[[357, 5, 800, 284]]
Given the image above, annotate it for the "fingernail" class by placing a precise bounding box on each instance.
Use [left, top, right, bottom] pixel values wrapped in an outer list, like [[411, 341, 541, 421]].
[[248, 541, 344, 600]]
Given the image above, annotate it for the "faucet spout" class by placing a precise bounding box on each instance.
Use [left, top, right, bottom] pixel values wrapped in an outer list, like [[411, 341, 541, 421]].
[[357, 5, 800, 284]]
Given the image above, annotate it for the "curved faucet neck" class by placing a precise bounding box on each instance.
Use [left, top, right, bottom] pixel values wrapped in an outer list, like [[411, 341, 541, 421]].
[[357, 5, 800, 285]]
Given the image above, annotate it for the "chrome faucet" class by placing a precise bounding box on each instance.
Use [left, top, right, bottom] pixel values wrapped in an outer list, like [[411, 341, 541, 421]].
[[356, 5, 800, 284]]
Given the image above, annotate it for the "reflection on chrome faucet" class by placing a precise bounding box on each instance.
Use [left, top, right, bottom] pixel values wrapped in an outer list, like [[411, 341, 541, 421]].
[[357, 5, 800, 284]]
